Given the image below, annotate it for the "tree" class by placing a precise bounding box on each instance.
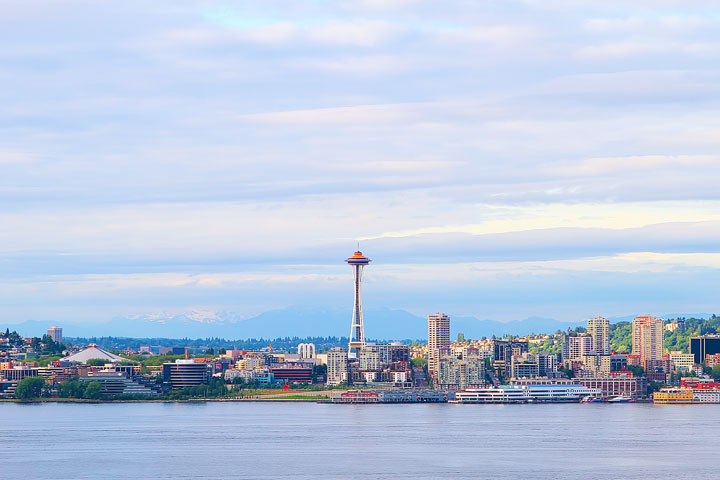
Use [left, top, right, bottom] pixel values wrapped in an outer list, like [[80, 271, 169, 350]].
[[712, 365, 720, 380], [59, 380, 86, 398], [82, 381, 103, 399], [14, 377, 46, 400], [456, 333, 465, 343]]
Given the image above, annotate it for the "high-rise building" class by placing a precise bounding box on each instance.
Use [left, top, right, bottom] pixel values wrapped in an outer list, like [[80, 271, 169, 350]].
[[587, 316, 610, 355], [427, 313, 450, 376], [561, 333, 570, 361], [567, 335, 593, 360], [346, 250, 371, 356], [437, 347, 485, 390], [326, 347, 348, 385], [510, 353, 540, 379], [491, 339, 529, 362], [690, 335, 720, 365], [47, 326, 62, 344], [538, 353, 559, 377], [297, 343, 315, 359], [580, 353, 611, 375], [632, 315, 664, 368], [359, 349, 380, 371], [490, 338, 529, 376]]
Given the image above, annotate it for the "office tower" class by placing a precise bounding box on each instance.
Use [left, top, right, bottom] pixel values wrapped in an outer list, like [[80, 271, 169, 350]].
[[326, 347, 348, 385], [346, 250, 371, 356], [538, 353, 559, 377], [427, 313, 451, 376], [690, 335, 720, 364], [47, 326, 62, 344], [632, 315, 664, 368], [587, 316, 610, 355], [491, 338, 529, 362], [162, 359, 208, 389]]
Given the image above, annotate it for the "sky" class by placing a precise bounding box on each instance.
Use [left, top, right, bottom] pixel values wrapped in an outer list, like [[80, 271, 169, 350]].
[[1, 0, 720, 325]]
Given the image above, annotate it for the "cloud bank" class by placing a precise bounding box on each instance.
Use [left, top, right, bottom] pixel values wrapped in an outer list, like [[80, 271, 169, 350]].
[[1, 1, 719, 326]]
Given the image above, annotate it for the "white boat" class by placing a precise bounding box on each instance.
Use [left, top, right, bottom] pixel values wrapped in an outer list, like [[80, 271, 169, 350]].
[[607, 395, 635, 403], [453, 385, 602, 404]]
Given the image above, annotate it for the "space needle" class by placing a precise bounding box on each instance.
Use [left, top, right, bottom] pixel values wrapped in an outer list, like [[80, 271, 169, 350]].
[[346, 249, 371, 357]]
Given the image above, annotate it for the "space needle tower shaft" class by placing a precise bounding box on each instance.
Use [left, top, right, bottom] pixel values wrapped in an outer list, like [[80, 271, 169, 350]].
[[346, 250, 371, 356]]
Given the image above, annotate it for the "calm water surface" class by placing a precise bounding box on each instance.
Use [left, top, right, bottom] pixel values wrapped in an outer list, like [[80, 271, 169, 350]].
[[1, 402, 717, 479]]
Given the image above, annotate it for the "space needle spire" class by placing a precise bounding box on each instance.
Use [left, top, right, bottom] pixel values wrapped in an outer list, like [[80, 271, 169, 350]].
[[346, 248, 371, 357]]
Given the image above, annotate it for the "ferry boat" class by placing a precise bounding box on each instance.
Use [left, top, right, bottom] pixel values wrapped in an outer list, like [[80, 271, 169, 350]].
[[607, 395, 635, 403], [452, 385, 601, 404], [653, 388, 720, 404]]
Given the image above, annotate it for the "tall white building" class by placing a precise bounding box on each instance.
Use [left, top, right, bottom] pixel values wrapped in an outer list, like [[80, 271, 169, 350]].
[[297, 343, 316, 359], [326, 347, 348, 385], [47, 326, 62, 344], [587, 316, 610, 355], [427, 313, 450, 376], [632, 315, 664, 367]]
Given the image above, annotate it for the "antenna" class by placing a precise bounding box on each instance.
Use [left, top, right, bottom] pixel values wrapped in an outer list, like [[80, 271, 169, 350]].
[[357, 240, 360, 252]]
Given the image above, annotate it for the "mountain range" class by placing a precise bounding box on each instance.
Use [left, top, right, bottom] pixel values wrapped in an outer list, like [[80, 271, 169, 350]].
[[3, 308, 714, 341]]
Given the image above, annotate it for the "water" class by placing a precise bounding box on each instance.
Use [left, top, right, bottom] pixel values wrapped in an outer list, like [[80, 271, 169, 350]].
[[1, 402, 717, 479]]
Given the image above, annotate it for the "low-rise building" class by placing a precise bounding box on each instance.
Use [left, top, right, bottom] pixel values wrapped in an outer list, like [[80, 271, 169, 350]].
[[669, 351, 695, 372], [162, 359, 209, 389], [79, 371, 161, 396], [1, 365, 39, 381], [269, 366, 313, 384], [332, 390, 379, 403], [653, 388, 694, 404], [705, 354, 720, 368]]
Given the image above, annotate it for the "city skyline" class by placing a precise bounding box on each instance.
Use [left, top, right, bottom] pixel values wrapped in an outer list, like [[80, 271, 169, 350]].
[[2, 1, 720, 325], [4, 2, 720, 479]]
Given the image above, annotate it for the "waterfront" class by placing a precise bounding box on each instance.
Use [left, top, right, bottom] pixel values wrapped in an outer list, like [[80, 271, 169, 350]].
[[2, 402, 718, 479]]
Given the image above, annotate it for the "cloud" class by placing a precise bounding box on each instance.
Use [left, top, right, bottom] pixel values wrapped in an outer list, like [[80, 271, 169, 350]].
[[0, 151, 35, 164], [543, 155, 718, 177], [584, 15, 712, 33], [146, 20, 400, 50], [2, 0, 720, 323], [239, 103, 426, 125]]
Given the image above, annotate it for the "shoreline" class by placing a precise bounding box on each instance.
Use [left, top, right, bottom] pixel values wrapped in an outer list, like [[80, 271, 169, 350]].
[[1, 397, 662, 405]]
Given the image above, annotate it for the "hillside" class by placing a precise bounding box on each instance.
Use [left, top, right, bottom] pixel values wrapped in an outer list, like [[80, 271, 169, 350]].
[[609, 316, 720, 354]]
